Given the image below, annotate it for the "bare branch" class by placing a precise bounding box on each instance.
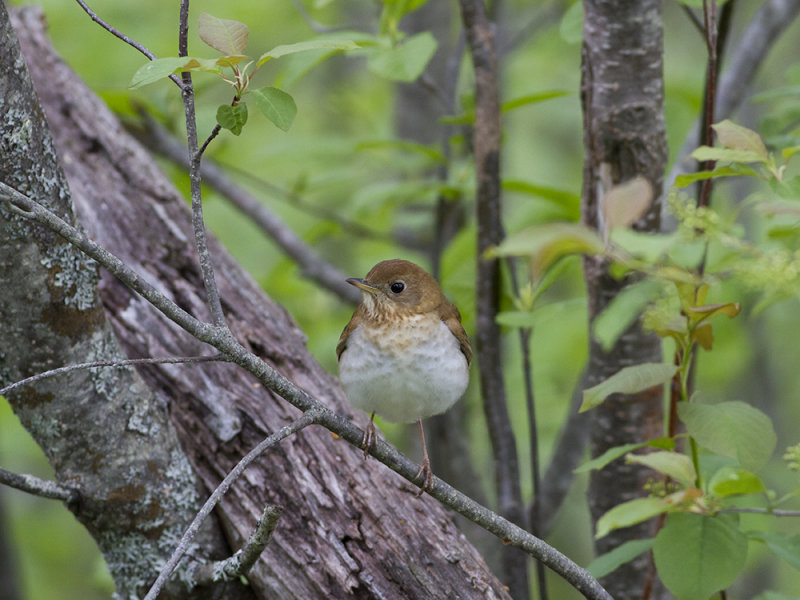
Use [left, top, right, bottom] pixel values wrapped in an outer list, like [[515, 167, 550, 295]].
[[0, 467, 77, 504], [144, 412, 320, 600], [74, 0, 182, 88], [0, 355, 226, 397], [192, 505, 284, 585], [458, 0, 529, 596]]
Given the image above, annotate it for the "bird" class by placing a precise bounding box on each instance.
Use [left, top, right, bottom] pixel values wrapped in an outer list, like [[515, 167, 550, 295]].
[[336, 259, 472, 493]]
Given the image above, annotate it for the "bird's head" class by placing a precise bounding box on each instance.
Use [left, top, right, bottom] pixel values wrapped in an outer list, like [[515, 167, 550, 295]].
[[346, 259, 446, 319]]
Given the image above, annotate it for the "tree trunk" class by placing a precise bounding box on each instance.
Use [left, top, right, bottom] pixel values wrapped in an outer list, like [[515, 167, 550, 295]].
[[580, 1, 669, 599], [2, 7, 511, 599]]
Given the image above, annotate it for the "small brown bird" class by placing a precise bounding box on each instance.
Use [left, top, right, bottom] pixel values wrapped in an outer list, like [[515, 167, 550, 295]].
[[337, 259, 472, 493]]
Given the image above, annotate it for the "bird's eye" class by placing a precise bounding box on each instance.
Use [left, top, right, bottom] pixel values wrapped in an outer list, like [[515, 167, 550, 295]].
[[390, 282, 405, 294]]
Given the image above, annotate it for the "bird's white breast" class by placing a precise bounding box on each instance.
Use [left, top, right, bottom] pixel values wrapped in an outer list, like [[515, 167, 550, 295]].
[[338, 314, 469, 423]]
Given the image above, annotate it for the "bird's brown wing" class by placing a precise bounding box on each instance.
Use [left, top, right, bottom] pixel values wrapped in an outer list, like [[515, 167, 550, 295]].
[[336, 305, 364, 360], [440, 301, 472, 366]]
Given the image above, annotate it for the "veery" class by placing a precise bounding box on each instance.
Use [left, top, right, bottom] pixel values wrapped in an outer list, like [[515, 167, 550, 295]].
[[337, 259, 472, 492]]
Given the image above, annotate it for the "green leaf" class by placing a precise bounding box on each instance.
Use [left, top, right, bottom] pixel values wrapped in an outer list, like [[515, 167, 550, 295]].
[[496, 298, 586, 331], [593, 279, 662, 351], [251, 86, 297, 131], [686, 302, 741, 324], [678, 401, 777, 471], [610, 229, 680, 263], [378, 0, 428, 35], [748, 531, 800, 571], [581, 362, 677, 413], [709, 467, 766, 498], [129, 57, 191, 89], [575, 437, 675, 473], [502, 180, 579, 220], [673, 165, 759, 187], [366, 31, 437, 82], [559, 1, 583, 44], [495, 298, 586, 329], [489, 222, 604, 276], [769, 176, 800, 200], [627, 451, 697, 487], [198, 13, 249, 55], [495, 311, 537, 329], [216, 102, 248, 136], [181, 57, 226, 73], [603, 176, 654, 229], [713, 119, 768, 160], [587, 538, 655, 578], [690, 145, 768, 164], [214, 55, 250, 68], [752, 592, 800, 600], [782, 145, 800, 161], [654, 513, 747, 600], [355, 139, 446, 164], [257, 39, 359, 66], [596, 497, 671, 539], [502, 90, 571, 113]]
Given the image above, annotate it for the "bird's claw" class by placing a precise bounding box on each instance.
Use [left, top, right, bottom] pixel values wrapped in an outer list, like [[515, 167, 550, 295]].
[[414, 455, 433, 496], [361, 417, 376, 459]]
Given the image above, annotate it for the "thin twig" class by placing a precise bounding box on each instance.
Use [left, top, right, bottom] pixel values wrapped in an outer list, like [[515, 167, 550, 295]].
[[500, 2, 565, 57], [143, 411, 320, 600], [192, 504, 284, 585], [0, 355, 226, 397], [0, 183, 613, 600], [697, 0, 718, 210], [681, 4, 704, 34], [197, 124, 223, 162], [73, 0, 182, 88], [176, 1, 227, 328], [0, 467, 77, 504]]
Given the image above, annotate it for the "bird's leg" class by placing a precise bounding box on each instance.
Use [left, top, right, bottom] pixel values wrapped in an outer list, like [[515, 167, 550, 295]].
[[414, 419, 433, 495], [361, 412, 376, 459]]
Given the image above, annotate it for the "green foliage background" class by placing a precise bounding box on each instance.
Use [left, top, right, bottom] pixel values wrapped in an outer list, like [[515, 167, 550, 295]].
[[2, 1, 800, 598]]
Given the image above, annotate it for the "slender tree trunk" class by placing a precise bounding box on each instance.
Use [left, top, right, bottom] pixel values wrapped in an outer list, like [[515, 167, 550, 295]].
[[458, 0, 529, 597], [2, 7, 511, 599], [580, 1, 669, 599]]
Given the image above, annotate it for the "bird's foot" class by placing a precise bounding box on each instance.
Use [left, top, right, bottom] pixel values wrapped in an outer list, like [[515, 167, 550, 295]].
[[361, 413, 376, 459], [414, 455, 433, 497]]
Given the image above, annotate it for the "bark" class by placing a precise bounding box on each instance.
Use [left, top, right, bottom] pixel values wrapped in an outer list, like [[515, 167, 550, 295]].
[[3, 7, 511, 600], [580, 1, 669, 599]]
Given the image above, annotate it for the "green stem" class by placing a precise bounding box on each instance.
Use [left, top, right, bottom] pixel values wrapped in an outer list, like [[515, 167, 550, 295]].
[[678, 339, 702, 488]]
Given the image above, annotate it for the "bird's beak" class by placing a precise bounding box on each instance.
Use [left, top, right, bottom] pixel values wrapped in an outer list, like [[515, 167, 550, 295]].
[[346, 278, 381, 295]]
